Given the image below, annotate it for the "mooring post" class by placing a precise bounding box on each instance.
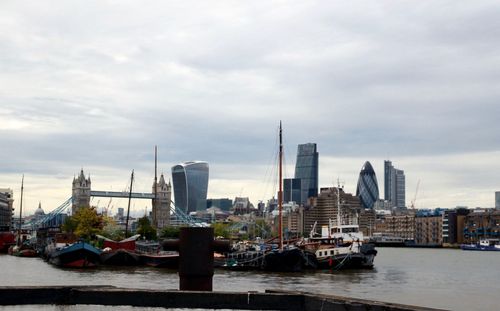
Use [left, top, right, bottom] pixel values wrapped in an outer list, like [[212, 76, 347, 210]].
[[163, 227, 230, 291]]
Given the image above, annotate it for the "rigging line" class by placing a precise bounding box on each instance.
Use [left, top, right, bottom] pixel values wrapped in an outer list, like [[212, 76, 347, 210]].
[[259, 125, 280, 202]]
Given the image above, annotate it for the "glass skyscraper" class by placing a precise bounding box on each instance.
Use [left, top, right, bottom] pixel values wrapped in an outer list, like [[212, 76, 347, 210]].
[[294, 143, 318, 204], [384, 160, 405, 209], [171, 161, 209, 213], [283, 178, 302, 203], [356, 161, 379, 209]]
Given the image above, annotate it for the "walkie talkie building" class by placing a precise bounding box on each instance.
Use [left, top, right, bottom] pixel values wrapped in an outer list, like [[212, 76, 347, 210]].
[[171, 161, 209, 213]]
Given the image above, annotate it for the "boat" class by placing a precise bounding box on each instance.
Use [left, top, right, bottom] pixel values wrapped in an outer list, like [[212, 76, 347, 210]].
[[369, 233, 406, 247], [0, 232, 16, 253], [136, 240, 179, 268], [299, 186, 377, 270], [8, 176, 38, 257], [46, 240, 102, 268], [461, 239, 500, 251], [221, 123, 307, 272], [98, 234, 141, 266]]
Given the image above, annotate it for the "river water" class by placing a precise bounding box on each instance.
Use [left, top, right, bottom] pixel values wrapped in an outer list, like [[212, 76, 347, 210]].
[[1, 247, 499, 311]]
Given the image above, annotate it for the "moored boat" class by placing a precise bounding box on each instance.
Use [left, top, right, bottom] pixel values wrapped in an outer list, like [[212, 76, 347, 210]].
[[461, 239, 500, 251], [46, 240, 101, 268], [0, 232, 15, 253], [97, 234, 141, 266], [136, 240, 179, 268]]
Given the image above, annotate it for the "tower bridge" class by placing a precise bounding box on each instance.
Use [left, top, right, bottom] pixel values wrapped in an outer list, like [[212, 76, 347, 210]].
[[23, 169, 203, 231]]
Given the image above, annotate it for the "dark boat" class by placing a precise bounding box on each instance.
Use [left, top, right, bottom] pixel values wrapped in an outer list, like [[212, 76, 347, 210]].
[[97, 234, 141, 266], [47, 240, 101, 268], [100, 248, 140, 265], [262, 247, 305, 272], [8, 243, 38, 257], [136, 240, 179, 268], [222, 123, 307, 272]]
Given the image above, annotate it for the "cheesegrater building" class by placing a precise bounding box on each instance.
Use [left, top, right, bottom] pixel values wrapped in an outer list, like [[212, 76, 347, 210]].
[[294, 143, 319, 205]]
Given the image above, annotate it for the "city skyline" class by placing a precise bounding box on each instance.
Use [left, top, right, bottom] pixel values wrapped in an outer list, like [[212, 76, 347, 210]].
[[1, 1, 499, 214]]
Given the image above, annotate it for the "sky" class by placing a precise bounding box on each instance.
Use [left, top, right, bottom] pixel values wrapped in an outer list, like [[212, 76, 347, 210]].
[[1, 1, 499, 216]]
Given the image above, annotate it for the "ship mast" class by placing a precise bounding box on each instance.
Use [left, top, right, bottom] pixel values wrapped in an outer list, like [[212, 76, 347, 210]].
[[125, 170, 134, 238], [153, 145, 158, 229], [17, 174, 24, 246], [278, 121, 283, 251]]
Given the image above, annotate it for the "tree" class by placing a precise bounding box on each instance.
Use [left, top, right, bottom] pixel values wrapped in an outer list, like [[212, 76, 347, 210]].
[[212, 222, 230, 239], [159, 226, 181, 239], [136, 216, 157, 240], [71, 207, 103, 241], [101, 217, 124, 241]]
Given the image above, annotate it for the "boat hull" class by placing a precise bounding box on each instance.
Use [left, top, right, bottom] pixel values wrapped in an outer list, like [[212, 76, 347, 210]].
[[139, 253, 179, 268], [461, 244, 500, 251], [100, 249, 141, 266], [47, 242, 101, 268], [263, 248, 305, 272]]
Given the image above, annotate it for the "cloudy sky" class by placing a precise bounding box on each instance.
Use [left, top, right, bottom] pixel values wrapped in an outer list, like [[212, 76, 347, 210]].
[[1, 1, 499, 215]]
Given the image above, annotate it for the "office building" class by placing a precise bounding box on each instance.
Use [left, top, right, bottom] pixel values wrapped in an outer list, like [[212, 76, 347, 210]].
[[283, 178, 302, 203], [207, 198, 233, 212], [0, 189, 14, 231], [496, 191, 500, 209], [384, 160, 405, 209], [356, 161, 380, 209], [303, 187, 362, 235], [171, 161, 209, 214], [294, 143, 318, 205]]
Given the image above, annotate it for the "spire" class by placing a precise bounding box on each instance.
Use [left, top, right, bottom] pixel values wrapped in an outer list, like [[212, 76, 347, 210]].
[[159, 173, 166, 186]]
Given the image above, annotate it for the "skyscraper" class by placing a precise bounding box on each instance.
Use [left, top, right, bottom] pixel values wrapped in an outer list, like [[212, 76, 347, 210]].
[[384, 160, 406, 209], [283, 178, 302, 203], [171, 161, 209, 213], [496, 191, 500, 209], [356, 161, 379, 209], [294, 143, 318, 205]]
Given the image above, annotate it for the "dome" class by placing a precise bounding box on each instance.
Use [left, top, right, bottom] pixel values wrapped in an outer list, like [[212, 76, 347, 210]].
[[34, 202, 45, 216]]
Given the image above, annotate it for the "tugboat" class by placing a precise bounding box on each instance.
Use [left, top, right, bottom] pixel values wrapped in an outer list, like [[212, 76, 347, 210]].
[[299, 186, 377, 270], [461, 239, 500, 251]]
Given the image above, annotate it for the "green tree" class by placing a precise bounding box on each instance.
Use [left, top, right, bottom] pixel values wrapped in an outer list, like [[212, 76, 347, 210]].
[[101, 217, 125, 241], [254, 219, 271, 239], [159, 226, 181, 239], [72, 207, 103, 241], [61, 216, 78, 234], [212, 222, 230, 239], [136, 216, 157, 240]]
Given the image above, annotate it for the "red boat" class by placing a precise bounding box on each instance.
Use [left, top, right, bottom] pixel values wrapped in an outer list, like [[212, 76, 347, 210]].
[[0, 232, 16, 253]]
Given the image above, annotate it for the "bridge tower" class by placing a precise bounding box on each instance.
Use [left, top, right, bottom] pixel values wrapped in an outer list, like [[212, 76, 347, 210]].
[[72, 169, 91, 214], [152, 173, 172, 230]]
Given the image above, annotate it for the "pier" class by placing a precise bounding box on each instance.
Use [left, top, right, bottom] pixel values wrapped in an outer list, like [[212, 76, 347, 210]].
[[0, 286, 445, 311]]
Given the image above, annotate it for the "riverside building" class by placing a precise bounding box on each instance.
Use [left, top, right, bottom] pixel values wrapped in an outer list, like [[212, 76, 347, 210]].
[[0, 189, 14, 231], [171, 161, 209, 214]]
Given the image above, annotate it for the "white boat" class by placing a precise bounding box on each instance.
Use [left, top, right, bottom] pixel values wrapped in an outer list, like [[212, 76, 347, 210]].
[[461, 239, 500, 251], [299, 186, 377, 270]]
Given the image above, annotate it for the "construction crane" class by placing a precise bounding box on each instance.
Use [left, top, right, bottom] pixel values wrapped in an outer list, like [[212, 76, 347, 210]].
[[410, 180, 420, 209]]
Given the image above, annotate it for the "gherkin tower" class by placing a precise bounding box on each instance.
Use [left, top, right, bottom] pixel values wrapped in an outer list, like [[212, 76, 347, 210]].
[[356, 161, 379, 209]]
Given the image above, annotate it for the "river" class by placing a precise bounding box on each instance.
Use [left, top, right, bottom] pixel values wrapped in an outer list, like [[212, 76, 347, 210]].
[[1, 247, 499, 311]]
